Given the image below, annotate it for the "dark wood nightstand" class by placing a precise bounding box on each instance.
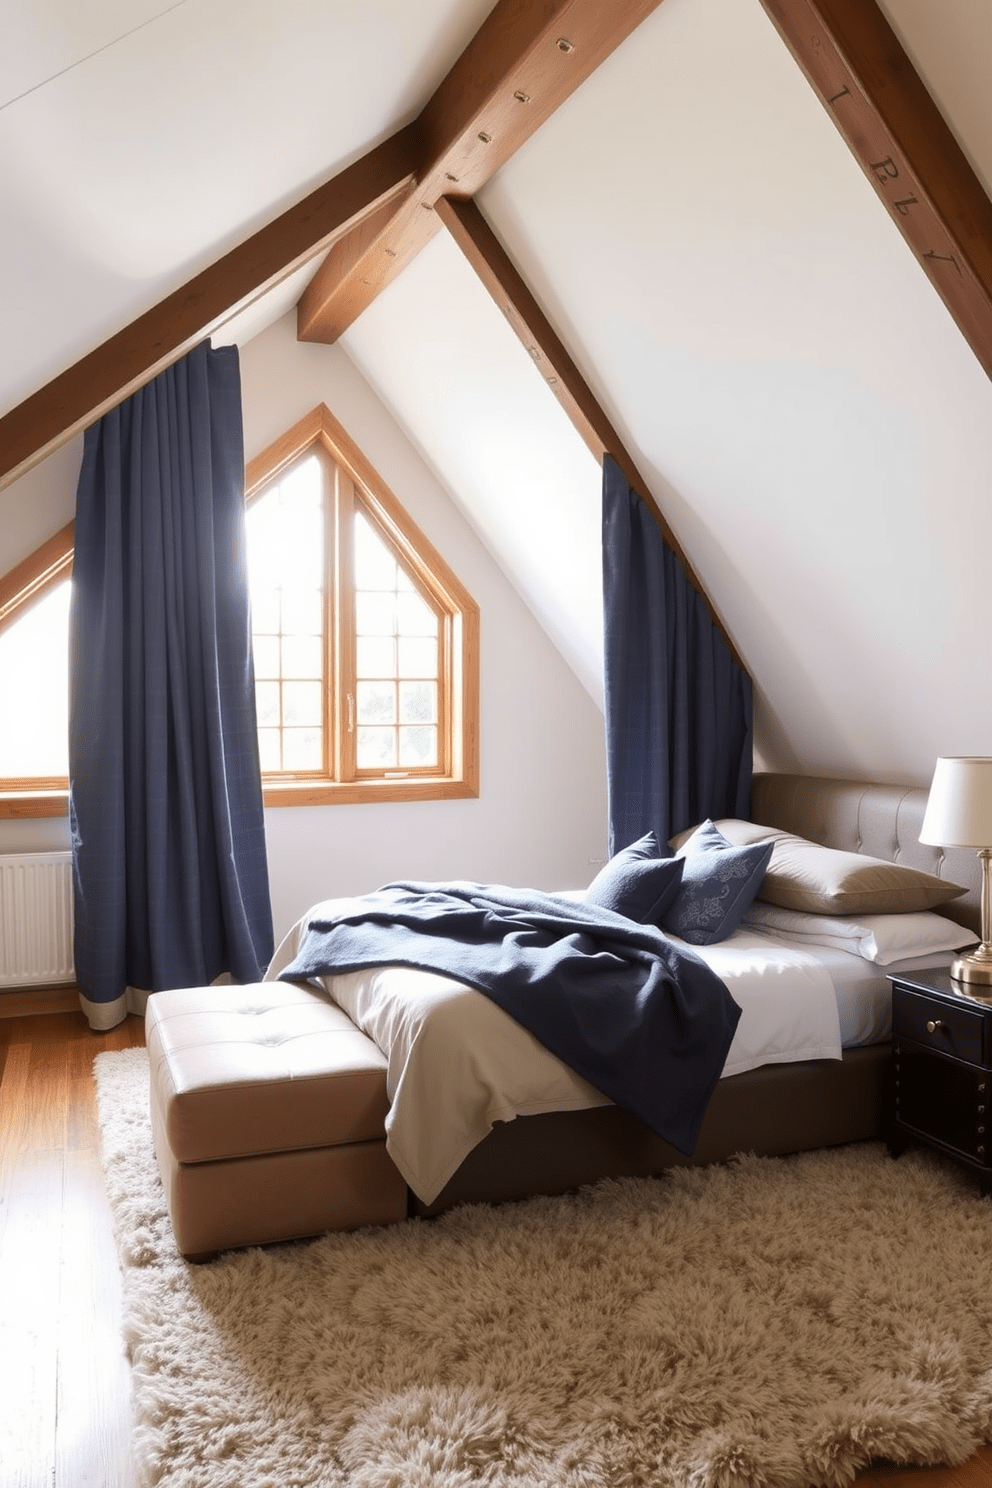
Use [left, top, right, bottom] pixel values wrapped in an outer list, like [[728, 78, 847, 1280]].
[[888, 967, 992, 1194]]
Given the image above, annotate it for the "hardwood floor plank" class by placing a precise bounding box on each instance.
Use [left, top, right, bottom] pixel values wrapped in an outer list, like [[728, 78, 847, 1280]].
[[56, 1146, 136, 1488], [0, 1147, 63, 1487]]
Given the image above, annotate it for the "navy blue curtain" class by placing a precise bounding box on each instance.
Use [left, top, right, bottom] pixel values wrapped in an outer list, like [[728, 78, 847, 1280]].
[[602, 454, 753, 858], [69, 342, 273, 1030]]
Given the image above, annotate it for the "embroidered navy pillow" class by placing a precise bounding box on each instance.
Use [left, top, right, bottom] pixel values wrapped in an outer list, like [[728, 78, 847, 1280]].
[[662, 819, 773, 945]]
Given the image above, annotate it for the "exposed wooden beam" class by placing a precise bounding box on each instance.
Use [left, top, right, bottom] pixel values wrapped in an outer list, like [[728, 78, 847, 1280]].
[[0, 126, 421, 493], [435, 195, 746, 673], [759, 0, 992, 383], [298, 0, 666, 344], [297, 191, 441, 344]]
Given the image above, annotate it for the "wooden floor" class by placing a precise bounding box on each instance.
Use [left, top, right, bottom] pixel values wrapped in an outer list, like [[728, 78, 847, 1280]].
[[2, 999, 992, 1488], [0, 999, 145, 1488]]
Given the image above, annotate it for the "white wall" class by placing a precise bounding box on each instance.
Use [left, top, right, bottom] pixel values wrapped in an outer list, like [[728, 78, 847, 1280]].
[[240, 316, 608, 942], [0, 315, 610, 945], [476, 0, 992, 787]]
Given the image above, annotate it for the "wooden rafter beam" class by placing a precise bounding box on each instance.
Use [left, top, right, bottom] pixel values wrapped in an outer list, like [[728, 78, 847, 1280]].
[[0, 126, 421, 492], [435, 195, 745, 672], [759, 0, 992, 382], [297, 0, 666, 344]]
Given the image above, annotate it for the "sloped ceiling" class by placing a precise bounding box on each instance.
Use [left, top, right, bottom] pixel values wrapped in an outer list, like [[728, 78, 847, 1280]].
[[1, 0, 990, 786]]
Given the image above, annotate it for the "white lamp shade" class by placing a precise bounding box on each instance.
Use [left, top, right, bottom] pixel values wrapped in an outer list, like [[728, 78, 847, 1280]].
[[920, 757, 992, 848]]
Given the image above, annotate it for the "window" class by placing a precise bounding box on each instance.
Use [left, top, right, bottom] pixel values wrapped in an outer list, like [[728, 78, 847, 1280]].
[[244, 404, 478, 806], [0, 581, 70, 784], [0, 406, 478, 817], [0, 523, 74, 815]]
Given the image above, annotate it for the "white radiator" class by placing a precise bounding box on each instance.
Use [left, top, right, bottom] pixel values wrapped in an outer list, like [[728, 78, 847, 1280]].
[[0, 852, 75, 989]]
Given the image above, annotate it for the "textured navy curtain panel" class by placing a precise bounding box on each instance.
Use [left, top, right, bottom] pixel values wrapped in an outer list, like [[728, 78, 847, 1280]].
[[69, 342, 274, 1030], [602, 454, 753, 857]]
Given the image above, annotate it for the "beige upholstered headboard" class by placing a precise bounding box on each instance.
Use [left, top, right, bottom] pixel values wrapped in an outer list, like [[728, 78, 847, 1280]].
[[751, 772, 982, 936]]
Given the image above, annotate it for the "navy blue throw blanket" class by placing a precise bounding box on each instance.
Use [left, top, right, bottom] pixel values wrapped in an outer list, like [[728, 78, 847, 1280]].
[[279, 882, 742, 1156]]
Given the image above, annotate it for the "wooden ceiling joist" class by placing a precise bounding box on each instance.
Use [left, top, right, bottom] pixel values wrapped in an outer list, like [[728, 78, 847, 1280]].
[[0, 126, 421, 492], [760, 0, 992, 382], [297, 0, 667, 345], [435, 195, 745, 671]]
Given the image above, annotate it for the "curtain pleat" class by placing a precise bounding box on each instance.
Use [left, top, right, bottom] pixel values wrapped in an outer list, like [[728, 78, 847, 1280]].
[[602, 454, 753, 857], [69, 342, 273, 1029]]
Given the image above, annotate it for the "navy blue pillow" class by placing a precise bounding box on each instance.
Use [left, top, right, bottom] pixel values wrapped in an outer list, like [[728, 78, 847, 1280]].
[[661, 819, 773, 945], [585, 832, 684, 925]]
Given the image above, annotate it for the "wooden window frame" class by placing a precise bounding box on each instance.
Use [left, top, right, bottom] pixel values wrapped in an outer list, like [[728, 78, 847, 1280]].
[[246, 404, 479, 808], [0, 407, 479, 817]]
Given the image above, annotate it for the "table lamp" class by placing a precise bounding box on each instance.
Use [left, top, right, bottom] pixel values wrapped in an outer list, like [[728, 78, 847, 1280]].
[[919, 756, 992, 988]]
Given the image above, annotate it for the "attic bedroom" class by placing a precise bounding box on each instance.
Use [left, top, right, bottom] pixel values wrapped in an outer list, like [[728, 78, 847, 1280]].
[[2, 0, 992, 1484]]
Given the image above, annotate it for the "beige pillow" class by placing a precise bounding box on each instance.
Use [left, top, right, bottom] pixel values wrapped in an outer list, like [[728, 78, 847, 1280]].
[[669, 818, 966, 916]]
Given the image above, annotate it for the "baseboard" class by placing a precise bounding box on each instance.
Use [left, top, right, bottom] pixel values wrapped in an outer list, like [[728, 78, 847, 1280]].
[[0, 985, 79, 1018]]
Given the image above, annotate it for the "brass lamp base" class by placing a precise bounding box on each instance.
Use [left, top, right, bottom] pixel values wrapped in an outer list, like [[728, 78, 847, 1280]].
[[951, 949, 992, 988]]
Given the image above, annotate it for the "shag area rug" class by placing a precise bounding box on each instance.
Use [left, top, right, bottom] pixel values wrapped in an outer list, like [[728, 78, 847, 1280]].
[[96, 1047, 992, 1488]]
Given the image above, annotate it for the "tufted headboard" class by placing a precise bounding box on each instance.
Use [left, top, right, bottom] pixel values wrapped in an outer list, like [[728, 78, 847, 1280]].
[[751, 772, 982, 936]]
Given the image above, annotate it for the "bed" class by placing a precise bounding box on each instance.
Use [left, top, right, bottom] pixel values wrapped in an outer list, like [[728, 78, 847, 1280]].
[[265, 772, 982, 1219]]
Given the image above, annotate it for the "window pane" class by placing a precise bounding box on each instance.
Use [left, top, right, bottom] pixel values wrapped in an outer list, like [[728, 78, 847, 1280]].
[[398, 637, 437, 679], [357, 636, 396, 679], [253, 635, 281, 680], [282, 681, 322, 727], [354, 513, 397, 590], [356, 681, 395, 725], [399, 726, 437, 768], [399, 681, 436, 724], [251, 590, 280, 634], [357, 726, 396, 768], [281, 456, 323, 509], [355, 593, 396, 637], [258, 728, 282, 772], [281, 588, 322, 636], [282, 728, 322, 771], [281, 635, 322, 680], [397, 591, 438, 637], [255, 680, 280, 727], [246, 458, 326, 777], [0, 583, 70, 779]]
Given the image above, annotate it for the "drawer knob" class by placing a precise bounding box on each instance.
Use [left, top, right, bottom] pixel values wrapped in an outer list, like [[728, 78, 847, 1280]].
[[926, 1019, 945, 1034]]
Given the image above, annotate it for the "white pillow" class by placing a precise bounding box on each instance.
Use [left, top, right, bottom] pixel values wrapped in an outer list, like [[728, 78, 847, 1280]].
[[741, 902, 977, 966]]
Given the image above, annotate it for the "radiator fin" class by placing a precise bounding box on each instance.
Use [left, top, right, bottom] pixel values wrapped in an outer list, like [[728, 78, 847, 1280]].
[[0, 853, 75, 989]]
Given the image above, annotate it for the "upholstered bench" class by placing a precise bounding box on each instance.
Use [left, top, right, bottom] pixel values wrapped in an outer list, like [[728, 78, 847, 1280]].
[[146, 981, 409, 1259]]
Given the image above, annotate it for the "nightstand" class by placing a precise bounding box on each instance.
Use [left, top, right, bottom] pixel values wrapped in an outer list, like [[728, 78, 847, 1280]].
[[888, 967, 992, 1194]]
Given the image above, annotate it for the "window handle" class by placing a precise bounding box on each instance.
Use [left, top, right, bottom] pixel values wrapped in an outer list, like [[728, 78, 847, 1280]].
[[347, 693, 355, 733]]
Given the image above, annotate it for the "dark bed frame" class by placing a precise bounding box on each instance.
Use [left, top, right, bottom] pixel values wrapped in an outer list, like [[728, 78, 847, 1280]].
[[414, 772, 983, 1217]]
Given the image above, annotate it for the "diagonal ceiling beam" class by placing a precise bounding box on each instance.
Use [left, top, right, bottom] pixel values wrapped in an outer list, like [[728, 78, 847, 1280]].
[[759, 0, 992, 383], [297, 0, 666, 345], [0, 126, 421, 492], [435, 195, 746, 673]]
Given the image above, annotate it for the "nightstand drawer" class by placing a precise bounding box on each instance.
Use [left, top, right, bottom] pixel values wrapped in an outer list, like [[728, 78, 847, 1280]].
[[891, 985, 987, 1065]]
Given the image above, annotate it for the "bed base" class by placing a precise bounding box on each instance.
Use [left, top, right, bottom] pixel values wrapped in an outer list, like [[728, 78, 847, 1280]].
[[415, 770, 982, 1217], [414, 1043, 888, 1215]]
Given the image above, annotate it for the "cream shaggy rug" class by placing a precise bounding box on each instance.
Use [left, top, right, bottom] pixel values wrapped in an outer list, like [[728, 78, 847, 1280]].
[[95, 1046, 992, 1488]]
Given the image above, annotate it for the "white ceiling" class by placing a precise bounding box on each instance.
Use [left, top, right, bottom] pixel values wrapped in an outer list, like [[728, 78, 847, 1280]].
[[2, 0, 991, 786]]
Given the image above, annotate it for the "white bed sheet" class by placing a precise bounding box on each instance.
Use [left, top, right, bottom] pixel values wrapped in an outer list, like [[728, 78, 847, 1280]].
[[748, 936, 956, 1048], [267, 913, 867, 1203]]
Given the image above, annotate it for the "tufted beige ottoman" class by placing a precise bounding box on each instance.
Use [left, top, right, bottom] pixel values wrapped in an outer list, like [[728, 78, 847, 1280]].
[[146, 981, 409, 1259]]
